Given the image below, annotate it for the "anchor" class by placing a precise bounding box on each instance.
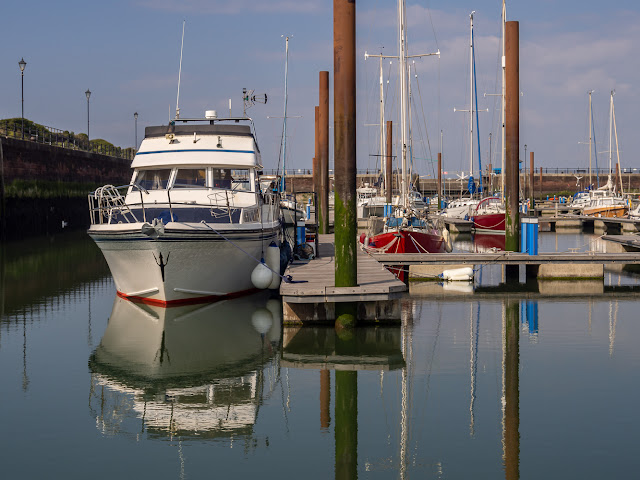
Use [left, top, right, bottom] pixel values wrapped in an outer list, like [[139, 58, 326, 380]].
[[153, 252, 170, 282]]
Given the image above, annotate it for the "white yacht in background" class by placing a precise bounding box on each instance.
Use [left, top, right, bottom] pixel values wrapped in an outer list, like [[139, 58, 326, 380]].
[[88, 112, 281, 307], [442, 197, 479, 219]]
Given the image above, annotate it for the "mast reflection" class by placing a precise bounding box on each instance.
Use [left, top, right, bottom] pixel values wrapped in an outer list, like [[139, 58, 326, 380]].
[[88, 293, 281, 441]]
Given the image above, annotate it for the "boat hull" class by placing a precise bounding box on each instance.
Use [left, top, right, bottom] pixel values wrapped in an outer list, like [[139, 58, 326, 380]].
[[363, 229, 446, 254], [472, 213, 505, 233], [582, 205, 628, 218], [89, 222, 280, 306]]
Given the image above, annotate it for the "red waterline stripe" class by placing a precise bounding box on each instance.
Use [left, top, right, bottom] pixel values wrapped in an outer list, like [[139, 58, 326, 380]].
[[116, 287, 260, 308]]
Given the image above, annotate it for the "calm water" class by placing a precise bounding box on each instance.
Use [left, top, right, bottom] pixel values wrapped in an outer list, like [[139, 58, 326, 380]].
[[1, 230, 639, 479]]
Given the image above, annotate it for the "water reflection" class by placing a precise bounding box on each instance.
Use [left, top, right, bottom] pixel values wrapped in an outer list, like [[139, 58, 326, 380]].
[[283, 324, 405, 479], [503, 300, 520, 480], [0, 231, 110, 318], [88, 293, 281, 440]]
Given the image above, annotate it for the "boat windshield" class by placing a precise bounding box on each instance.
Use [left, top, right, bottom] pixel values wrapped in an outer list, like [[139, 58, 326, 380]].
[[134, 169, 172, 190], [213, 168, 252, 191], [173, 168, 207, 188]]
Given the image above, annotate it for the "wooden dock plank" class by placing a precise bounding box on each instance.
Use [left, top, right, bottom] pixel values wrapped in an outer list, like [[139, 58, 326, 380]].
[[280, 234, 406, 302]]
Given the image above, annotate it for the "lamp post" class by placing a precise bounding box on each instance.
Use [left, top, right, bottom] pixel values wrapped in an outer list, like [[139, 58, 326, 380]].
[[18, 58, 27, 140], [134, 112, 138, 151], [85, 89, 91, 150]]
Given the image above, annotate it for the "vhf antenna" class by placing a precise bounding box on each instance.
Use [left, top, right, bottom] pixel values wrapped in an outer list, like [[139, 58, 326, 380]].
[[175, 19, 185, 119], [242, 88, 268, 117]]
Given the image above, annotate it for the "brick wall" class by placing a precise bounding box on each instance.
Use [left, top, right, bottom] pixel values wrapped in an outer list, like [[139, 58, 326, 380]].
[[1, 136, 131, 185]]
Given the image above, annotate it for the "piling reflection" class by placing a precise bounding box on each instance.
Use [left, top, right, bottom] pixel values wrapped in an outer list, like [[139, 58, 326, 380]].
[[282, 325, 404, 480], [88, 293, 281, 441], [503, 300, 520, 480]]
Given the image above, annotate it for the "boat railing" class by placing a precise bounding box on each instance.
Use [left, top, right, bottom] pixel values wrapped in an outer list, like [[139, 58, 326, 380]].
[[90, 183, 280, 225], [89, 184, 148, 225]]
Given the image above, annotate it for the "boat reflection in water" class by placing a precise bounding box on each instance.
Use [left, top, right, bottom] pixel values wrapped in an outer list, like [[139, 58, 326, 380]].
[[88, 292, 281, 440], [452, 232, 505, 253]]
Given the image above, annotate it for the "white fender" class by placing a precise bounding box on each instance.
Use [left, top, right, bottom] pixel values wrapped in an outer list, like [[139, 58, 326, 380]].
[[442, 228, 453, 252], [266, 242, 281, 289], [441, 267, 473, 281], [251, 261, 273, 289]]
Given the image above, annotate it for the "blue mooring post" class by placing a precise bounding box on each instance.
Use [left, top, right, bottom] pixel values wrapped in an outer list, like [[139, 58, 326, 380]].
[[529, 217, 538, 255], [520, 217, 538, 255], [296, 220, 306, 246]]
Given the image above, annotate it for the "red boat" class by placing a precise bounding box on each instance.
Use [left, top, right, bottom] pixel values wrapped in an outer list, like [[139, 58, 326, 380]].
[[471, 197, 505, 233], [362, 228, 447, 254], [360, 213, 449, 279]]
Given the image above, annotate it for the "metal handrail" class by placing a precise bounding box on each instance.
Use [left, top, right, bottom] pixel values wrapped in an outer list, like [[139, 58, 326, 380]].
[[0, 120, 135, 161]]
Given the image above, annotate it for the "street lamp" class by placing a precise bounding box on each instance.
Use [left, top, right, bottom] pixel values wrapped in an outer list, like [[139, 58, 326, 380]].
[[18, 58, 27, 140], [85, 89, 91, 149], [134, 112, 138, 151]]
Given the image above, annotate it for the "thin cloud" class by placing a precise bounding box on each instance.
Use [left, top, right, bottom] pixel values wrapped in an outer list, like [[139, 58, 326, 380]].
[[139, 0, 323, 15]]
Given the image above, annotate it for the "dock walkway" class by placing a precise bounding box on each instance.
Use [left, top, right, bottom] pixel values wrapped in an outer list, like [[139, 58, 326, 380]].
[[281, 234, 406, 303]]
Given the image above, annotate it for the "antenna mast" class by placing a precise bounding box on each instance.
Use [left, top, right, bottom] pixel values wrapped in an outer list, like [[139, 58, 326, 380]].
[[175, 20, 185, 119]]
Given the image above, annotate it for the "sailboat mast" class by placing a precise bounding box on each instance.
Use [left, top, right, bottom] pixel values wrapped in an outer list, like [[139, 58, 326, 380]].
[[588, 90, 593, 187], [501, 1, 506, 199], [380, 56, 385, 181], [470, 12, 475, 177], [398, 0, 409, 206], [609, 90, 614, 177], [280, 36, 290, 193]]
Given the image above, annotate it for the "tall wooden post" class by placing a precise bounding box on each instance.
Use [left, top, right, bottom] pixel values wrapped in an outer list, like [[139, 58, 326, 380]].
[[314, 106, 320, 199], [529, 152, 535, 211], [505, 21, 520, 281], [333, 0, 357, 327], [386, 120, 393, 204], [319, 71, 330, 234], [437, 152, 442, 212], [539, 166, 543, 199]]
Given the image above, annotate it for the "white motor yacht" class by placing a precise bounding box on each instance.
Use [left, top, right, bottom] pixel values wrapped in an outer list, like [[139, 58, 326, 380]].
[[88, 113, 281, 307]]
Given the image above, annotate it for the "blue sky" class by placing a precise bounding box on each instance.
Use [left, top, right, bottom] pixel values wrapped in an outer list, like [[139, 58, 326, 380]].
[[1, 1, 639, 180]]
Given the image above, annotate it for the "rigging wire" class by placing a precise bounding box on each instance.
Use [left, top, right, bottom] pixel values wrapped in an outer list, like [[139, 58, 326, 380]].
[[412, 66, 436, 179]]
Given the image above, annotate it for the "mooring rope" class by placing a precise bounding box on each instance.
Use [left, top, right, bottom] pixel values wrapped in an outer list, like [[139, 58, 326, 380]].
[[197, 221, 301, 283]]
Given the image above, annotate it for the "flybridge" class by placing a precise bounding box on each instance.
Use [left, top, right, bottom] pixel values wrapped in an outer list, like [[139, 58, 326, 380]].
[[144, 123, 254, 139]]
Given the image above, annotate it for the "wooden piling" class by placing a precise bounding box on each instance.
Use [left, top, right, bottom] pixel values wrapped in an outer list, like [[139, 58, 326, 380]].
[[333, 0, 357, 327], [505, 21, 520, 280], [314, 106, 320, 197], [319, 71, 330, 234]]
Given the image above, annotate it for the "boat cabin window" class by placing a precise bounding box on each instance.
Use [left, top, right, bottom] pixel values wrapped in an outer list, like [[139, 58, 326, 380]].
[[134, 169, 172, 190], [213, 168, 252, 191], [173, 168, 207, 188]]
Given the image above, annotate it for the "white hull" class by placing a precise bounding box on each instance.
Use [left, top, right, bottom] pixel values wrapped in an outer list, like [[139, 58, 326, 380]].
[[90, 222, 280, 306]]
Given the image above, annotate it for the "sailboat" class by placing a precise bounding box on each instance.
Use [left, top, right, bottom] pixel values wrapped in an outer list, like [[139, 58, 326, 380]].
[[470, 7, 506, 233], [583, 91, 628, 218], [444, 12, 484, 220], [360, 0, 448, 258], [276, 36, 305, 227]]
